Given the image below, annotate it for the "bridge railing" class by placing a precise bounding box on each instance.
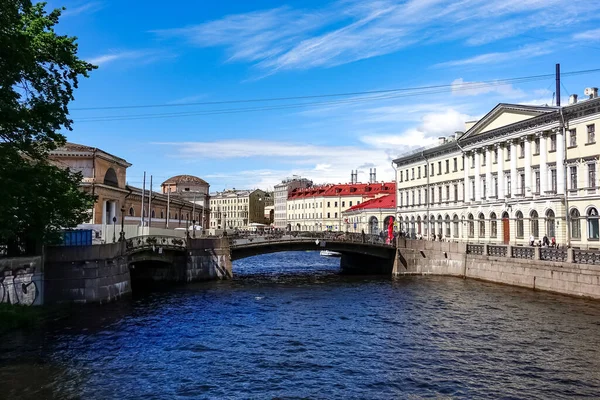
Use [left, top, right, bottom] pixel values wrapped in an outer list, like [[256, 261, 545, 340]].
[[125, 235, 187, 253], [229, 231, 394, 248]]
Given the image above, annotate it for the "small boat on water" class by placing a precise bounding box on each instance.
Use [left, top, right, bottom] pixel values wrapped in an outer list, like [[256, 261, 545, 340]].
[[320, 250, 342, 257]]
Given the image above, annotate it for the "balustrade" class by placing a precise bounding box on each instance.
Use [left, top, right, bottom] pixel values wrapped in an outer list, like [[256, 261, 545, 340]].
[[573, 249, 600, 265], [467, 244, 485, 255], [487, 245, 507, 257], [511, 246, 535, 259], [540, 248, 567, 262]]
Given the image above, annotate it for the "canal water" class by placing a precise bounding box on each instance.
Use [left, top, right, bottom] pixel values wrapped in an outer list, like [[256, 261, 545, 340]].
[[2, 251, 600, 399]]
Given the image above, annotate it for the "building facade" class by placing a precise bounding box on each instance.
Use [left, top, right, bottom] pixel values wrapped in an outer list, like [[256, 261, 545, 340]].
[[209, 189, 268, 230], [393, 90, 600, 247], [342, 194, 396, 234], [287, 182, 395, 232], [49, 143, 199, 239], [161, 174, 210, 229], [273, 176, 312, 230]]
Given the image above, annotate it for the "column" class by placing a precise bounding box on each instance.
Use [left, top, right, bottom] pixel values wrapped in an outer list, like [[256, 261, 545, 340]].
[[497, 144, 505, 200], [539, 132, 547, 195], [556, 129, 565, 194], [474, 150, 481, 201], [524, 136, 532, 197], [510, 140, 517, 197], [463, 153, 470, 203], [485, 146, 492, 199]]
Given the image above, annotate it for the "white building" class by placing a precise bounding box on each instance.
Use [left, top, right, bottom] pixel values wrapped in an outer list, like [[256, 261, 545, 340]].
[[209, 189, 268, 231], [393, 89, 600, 247], [273, 176, 312, 230]]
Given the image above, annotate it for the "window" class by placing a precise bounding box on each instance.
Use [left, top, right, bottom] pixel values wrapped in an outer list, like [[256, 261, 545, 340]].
[[535, 171, 540, 194], [493, 176, 498, 197], [468, 214, 474, 238], [151, 210, 156, 218], [349, 201, 353, 206], [471, 180, 475, 200], [471, 154, 475, 168], [445, 160, 449, 173], [569, 129, 577, 147], [588, 207, 599, 240], [546, 209, 556, 238], [334, 212, 338, 218], [551, 169, 557, 192], [550, 134, 557, 151], [412, 168, 415, 180], [405, 170, 409, 181], [506, 146, 511, 161], [334, 201, 338, 207], [520, 142, 525, 157], [570, 166, 578, 190], [438, 161, 442, 174], [494, 149, 498, 164], [588, 124, 596, 144], [327, 202, 330, 207], [418, 167, 421, 178], [482, 152, 486, 166], [516, 211, 524, 238], [424, 165, 428, 177], [571, 208, 581, 239], [479, 213, 485, 237], [589, 163, 596, 188], [431, 187, 435, 204], [520, 173, 525, 195], [445, 185, 450, 201], [490, 213, 497, 238], [453, 184, 458, 201], [342, 201, 345, 207], [438, 187, 442, 204], [431, 163, 434, 175], [129, 207, 135, 216], [453, 158, 458, 171], [445, 216, 451, 237], [530, 210, 539, 238], [534, 138, 540, 154], [453, 215, 459, 238], [418, 191, 422, 205], [412, 191, 415, 205], [406, 192, 409, 205], [482, 179, 486, 199]]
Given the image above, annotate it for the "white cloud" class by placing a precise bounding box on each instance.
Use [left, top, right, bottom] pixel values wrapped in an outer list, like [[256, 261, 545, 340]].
[[88, 50, 174, 66], [62, 1, 104, 17], [151, 0, 600, 73], [451, 78, 526, 98], [573, 28, 600, 41], [433, 44, 553, 68]]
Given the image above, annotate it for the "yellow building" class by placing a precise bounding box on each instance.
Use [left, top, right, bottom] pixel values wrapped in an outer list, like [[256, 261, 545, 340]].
[[209, 189, 268, 231], [393, 89, 600, 247]]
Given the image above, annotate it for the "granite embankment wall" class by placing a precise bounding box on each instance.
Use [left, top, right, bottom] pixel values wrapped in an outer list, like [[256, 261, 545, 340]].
[[187, 238, 232, 281], [394, 239, 600, 299]]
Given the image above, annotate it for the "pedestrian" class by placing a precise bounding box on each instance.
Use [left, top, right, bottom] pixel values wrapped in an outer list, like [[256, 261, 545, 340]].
[[551, 236, 556, 248], [529, 234, 535, 246], [361, 229, 365, 243], [543, 234, 549, 247]]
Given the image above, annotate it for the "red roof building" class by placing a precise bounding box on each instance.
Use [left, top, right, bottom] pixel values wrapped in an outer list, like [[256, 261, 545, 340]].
[[343, 193, 396, 234]]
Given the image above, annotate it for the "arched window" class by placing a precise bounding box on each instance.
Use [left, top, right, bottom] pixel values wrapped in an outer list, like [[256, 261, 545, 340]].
[[175, 213, 178, 220], [546, 209, 555, 238], [478, 213, 485, 237], [417, 216, 422, 234], [437, 215, 443, 235], [571, 208, 581, 239], [160, 210, 164, 219], [490, 212, 497, 238], [423, 216, 428, 235], [369, 216, 379, 234], [410, 216, 415, 237], [587, 207, 599, 239], [186, 213, 189, 221], [516, 211, 524, 238], [151, 210, 155, 218], [530, 210, 539, 238], [129, 207, 135, 217], [445, 215, 451, 237], [103, 168, 119, 187], [453, 215, 459, 238], [468, 213, 474, 238]]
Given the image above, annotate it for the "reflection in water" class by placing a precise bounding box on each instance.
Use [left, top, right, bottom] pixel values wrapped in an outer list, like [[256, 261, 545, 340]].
[[2, 251, 600, 399]]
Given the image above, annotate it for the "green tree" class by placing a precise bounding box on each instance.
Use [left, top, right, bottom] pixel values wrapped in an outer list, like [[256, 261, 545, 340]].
[[0, 1, 96, 255]]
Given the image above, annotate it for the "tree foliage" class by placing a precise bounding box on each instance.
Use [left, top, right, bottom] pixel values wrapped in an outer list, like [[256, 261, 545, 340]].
[[0, 1, 97, 255]]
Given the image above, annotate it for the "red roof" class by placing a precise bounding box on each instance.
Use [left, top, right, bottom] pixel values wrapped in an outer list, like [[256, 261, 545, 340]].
[[345, 193, 395, 211], [288, 182, 395, 200]]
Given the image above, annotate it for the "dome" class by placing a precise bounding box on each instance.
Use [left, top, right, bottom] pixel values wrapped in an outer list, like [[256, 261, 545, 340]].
[[162, 175, 209, 186]]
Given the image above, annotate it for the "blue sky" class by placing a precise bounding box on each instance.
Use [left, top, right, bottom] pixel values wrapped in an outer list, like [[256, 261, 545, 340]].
[[51, 0, 600, 191]]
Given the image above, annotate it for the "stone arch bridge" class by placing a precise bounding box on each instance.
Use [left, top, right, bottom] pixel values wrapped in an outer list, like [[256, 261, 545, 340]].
[[42, 233, 398, 304]]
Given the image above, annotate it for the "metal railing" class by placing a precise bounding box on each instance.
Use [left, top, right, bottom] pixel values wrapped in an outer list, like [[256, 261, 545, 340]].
[[488, 245, 507, 257], [573, 249, 600, 265], [512, 246, 535, 259], [125, 235, 187, 253], [540, 247, 568, 262], [467, 244, 485, 255], [229, 231, 394, 249]]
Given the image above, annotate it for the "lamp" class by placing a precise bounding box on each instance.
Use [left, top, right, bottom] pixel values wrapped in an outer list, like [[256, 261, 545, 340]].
[[192, 219, 196, 238], [119, 206, 125, 241], [112, 216, 117, 243]]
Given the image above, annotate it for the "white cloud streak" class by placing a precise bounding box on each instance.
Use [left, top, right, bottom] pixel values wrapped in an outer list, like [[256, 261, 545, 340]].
[[152, 0, 600, 73], [88, 50, 174, 66], [62, 1, 104, 17], [433, 44, 553, 68]]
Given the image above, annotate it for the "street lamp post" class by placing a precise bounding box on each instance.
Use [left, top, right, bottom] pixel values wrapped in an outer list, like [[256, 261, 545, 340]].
[[112, 216, 117, 243], [192, 220, 196, 238], [120, 206, 125, 241]]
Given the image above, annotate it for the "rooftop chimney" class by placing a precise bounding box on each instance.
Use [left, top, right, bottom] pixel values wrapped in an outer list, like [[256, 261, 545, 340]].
[[369, 168, 377, 183], [569, 94, 578, 105], [584, 87, 598, 99]]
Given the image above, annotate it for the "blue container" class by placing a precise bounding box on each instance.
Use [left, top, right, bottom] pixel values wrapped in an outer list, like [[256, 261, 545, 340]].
[[62, 229, 93, 246]]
